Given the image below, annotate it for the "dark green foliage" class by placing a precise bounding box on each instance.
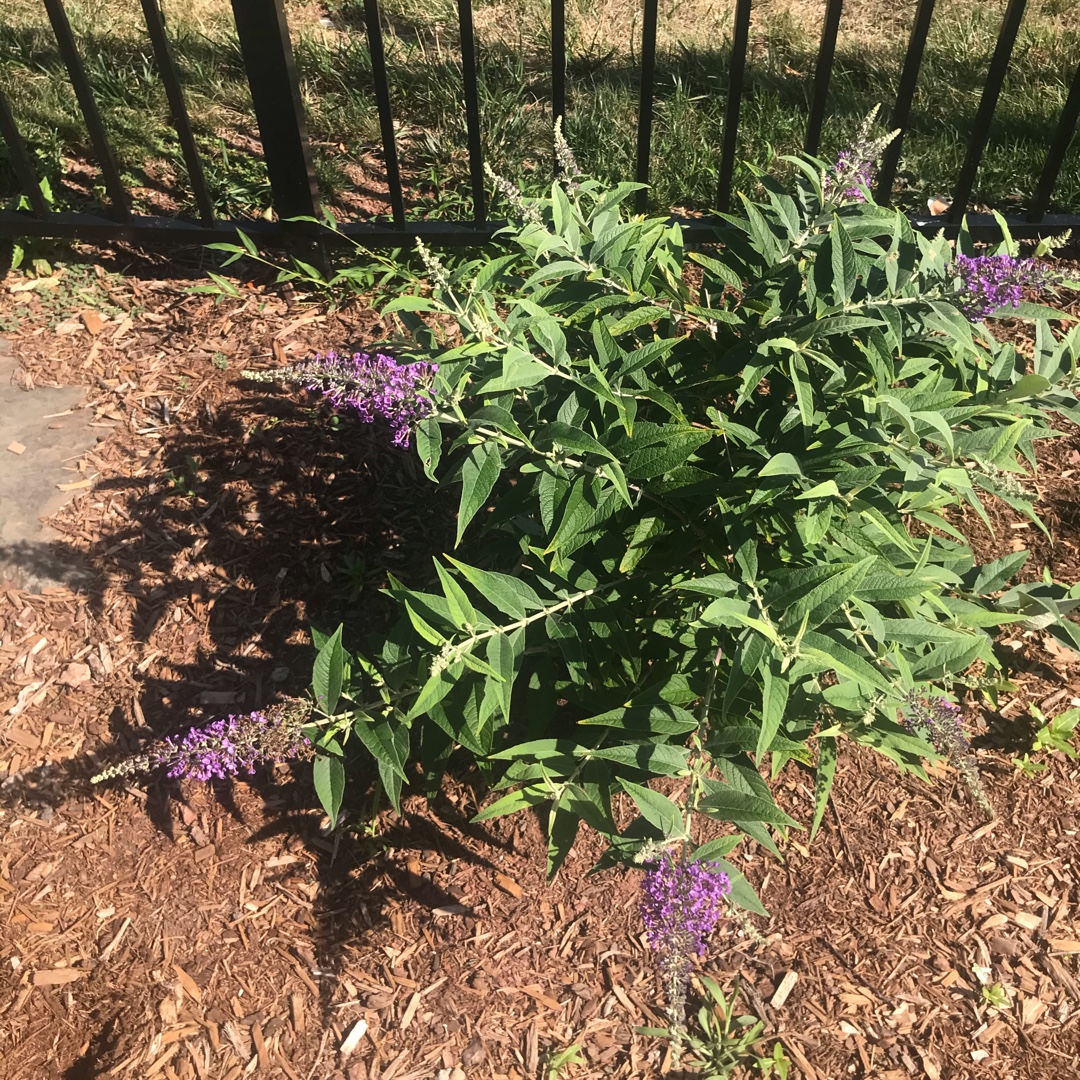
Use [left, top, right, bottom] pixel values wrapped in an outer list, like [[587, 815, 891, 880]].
[[303, 157, 1080, 906]]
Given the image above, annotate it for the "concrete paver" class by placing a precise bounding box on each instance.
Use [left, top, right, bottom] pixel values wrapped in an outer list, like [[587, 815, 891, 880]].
[[0, 335, 99, 590]]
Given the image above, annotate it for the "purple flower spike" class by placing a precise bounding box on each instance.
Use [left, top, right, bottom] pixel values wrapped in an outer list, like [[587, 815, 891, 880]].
[[641, 850, 731, 1024], [900, 693, 993, 818], [249, 351, 439, 448], [91, 700, 313, 784], [953, 253, 1046, 322], [824, 147, 876, 203]]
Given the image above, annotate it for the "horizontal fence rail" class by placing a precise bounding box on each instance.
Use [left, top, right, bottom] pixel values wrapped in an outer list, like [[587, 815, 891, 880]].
[[1, 0, 1079, 251]]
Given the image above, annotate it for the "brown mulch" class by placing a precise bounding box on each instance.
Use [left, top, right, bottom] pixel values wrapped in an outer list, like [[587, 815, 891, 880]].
[[1, 260, 1080, 1080]]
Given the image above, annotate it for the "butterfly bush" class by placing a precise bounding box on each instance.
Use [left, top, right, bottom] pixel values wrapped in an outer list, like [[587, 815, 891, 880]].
[[641, 849, 731, 1027], [245, 352, 439, 447], [92, 699, 313, 783]]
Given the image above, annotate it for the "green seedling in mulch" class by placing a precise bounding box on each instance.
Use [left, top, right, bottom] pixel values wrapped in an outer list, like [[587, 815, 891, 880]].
[[1014, 705, 1080, 775]]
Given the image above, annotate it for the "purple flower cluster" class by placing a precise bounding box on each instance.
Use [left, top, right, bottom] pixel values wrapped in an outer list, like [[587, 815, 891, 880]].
[[953, 253, 1046, 321], [824, 147, 877, 203], [250, 351, 439, 447], [91, 700, 313, 784], [641, 850, 731, 1022], [900, 693, 993, 818]]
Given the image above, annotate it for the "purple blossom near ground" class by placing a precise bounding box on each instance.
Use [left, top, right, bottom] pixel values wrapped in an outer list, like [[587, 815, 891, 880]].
[[953, 253, 1046, 321], [641, 850, 731, 1025], [246, 351, 439, 447], [900, 693, 993, 818], [91, 700, 313, 783]]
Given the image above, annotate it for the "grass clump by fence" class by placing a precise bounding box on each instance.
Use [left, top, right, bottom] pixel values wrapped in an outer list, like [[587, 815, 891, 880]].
[[1, 0, 1079, 225]]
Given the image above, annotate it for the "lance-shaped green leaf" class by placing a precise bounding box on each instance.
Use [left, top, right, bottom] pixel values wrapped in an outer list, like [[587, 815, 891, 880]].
[[618, 778, 683, 836], [433, 560, 478, 629], [757, 652, 789, 760], [809, 735, 837, 840], [585, 742, 691, 776], [578, 702, 698, 735], [312, 753, 345, 825], [311, 624, 344, 715], [547, 790, 580, 879], [456, 440, 503, 546], [697, 786, 799, 828], [355, 713, 410, 786], [473, 784, 550, 822]]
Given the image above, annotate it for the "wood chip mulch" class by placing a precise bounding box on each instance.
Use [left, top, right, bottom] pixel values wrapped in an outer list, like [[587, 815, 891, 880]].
[[1, 260, 1079, 1080]]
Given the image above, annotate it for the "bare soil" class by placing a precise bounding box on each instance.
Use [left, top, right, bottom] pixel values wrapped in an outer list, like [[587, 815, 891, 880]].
[[1, 260, 1080, 1080]]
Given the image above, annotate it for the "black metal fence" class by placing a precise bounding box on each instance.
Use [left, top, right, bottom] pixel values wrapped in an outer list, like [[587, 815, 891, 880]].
[[1, 0, 1079, 249]]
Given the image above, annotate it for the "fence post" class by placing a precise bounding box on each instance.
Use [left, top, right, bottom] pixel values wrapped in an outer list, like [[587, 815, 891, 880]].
[[0, 87, 48, 216], [717, 0, 752, 212], [876, 0, 937, 205], [457, 0, 486, 226], [634, 0, 659, 215], [946, 0, 1027, 224], [551, 0, 566, 171], [42, 0, 130, 219], [804, 0, 843, 157], [1029, 60, 1080, 223], [229, 0, 320, 223], [140, 0, 216, 227]]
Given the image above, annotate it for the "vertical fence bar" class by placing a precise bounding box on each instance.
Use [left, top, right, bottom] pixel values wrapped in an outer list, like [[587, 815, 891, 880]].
[[803, 0, 843, 157], [363, 0, 406, 228], [551, 0, 566, 169], [634, 0, 659, 214], [946, 0, 1027, 224], [717, 0, 752, 212], [457, 0, 486, 226], [139, 0, 215, 227], [1028, 60, 1080, 222], [0, 87, 49, 216], [42, 0, 130, 218], [875, 0, 937, 205], [229, 0, 320, 222]]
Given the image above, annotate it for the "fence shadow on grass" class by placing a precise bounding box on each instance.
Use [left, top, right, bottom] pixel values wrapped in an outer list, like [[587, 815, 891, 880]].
[[3, 15, 1079, 222]]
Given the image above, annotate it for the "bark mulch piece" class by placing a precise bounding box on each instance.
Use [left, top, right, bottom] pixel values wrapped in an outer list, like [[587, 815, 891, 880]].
[[1, 261, 1080, 1079]]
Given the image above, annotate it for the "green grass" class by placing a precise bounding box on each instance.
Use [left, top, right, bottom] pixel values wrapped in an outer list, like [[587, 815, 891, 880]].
[[0, 0, 1078, 225]]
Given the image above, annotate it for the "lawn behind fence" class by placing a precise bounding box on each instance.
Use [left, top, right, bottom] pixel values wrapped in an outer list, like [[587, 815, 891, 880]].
[[0, 0, 1078, 224]]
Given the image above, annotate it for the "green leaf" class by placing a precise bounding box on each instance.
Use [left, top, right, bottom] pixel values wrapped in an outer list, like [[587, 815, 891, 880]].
[[617, 778, 683, 836], [778, 557, 874, 632], [538, 421, 614, 460], [486, 627, 523, 721], [547, 791, 580, 879], [757, 653, 789, 760], [473, 785, 551, 821], [405, 661, 463, 722], [354, 714, 410, 783], [697, 787, 799, 828], [799, 630, 892, 692], [809, 735, 837, 841], [456, 441, 503, 546], [691, 835, 743, 862], [414, 417, 443, 480], [587, 743, 690, 775], [626, 430, 712, 479], [714, 858, 769, 916], [578, 703, 698, 735], [758, 453, 804, 477], [433, 560, 478, 629], [312, 624, 344, 715], [830, 217, 859, 304], [446, 557, 545, 617], [312, 754, 345, 825]]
